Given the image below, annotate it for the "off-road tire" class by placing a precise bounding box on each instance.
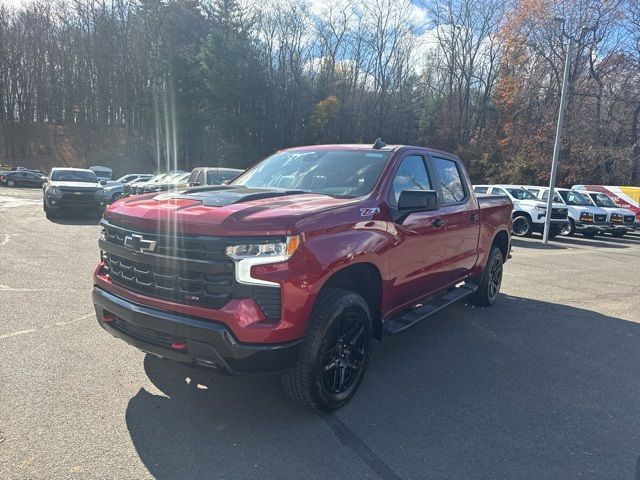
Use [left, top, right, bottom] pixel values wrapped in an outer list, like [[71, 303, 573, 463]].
[[469, 246, 503, 307], [562, 218, 576, 236], [280, 288, 373, 412]]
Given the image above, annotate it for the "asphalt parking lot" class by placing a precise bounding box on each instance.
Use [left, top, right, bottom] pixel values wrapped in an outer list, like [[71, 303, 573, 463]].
[[1, 187, 640, 480]]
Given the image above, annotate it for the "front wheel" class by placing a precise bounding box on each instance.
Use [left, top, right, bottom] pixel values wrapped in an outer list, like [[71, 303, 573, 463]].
[[469, 246, 504, 307], [611, 230, 626, 238], [582, 231, 598, 238], [561, 218, 575, 236], [511, 215, 532, 237], [280, 288, 373, 412]]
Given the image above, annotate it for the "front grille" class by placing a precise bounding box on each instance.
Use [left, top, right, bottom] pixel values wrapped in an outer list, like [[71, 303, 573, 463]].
[[594, 214, 607, 223], [60, 189, 99, 206], [105, 252, 234, 309], [624, 215, 635, 224], [100, 221, 282, 320], [551, 208, 568, 219]]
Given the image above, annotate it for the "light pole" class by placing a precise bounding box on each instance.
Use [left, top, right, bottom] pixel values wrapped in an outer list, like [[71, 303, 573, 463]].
[[543, 22, 590, 244]]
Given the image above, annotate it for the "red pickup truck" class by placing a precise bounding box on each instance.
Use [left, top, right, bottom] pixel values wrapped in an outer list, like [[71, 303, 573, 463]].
[[93, 143, 512, 411]]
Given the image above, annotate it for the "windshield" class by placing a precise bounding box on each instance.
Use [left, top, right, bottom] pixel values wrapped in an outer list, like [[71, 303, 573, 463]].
[[592, 193, 617, 207], [559, 190, 591, 206], [506, 188, 537, 200], [231, 150, 390, 198], [51, 170, 98, 183]]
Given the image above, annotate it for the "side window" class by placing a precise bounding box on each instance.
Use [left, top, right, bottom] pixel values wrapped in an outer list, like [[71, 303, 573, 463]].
[[490, 187, 506, 196], [527, 188, 539, 197], [197, 170, 206, 185], [387, 155, 431, 208], [188, 170, 199, 184], [541, 191, 549, 201], [432, 157, 465, 204], [474, 187, 488, 194]]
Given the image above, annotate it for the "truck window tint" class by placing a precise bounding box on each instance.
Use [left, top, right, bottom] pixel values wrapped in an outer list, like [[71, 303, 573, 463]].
[[388, 155, 431, 207], [432, 157, 465, 203]]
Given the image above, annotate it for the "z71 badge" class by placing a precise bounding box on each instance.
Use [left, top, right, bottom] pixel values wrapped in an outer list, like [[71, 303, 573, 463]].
[[360, 207, 380, 217]]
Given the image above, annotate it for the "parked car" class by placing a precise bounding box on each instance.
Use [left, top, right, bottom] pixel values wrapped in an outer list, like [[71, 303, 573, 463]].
[[577, 189, 637, 237], [126, 173, 168, 196], [89, 165, 113, 181], [93, 142, 513, 412], [104, 174, 153, 203], [43, 168, 107, 219], [525, 186, 611, 237], [186, 167, 244, 187], [573, 185, 640, 227], [143, 172, 190, 193], [1, 170, 47, 188], [474, 184, 568, 238]]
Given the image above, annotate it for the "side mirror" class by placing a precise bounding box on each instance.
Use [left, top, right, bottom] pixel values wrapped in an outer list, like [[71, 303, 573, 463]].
[[397, 190, 439, 218], [100, 180, 107, 186], [188, 181, 201, 187]]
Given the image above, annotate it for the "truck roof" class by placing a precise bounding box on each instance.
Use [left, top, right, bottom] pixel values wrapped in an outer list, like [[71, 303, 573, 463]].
[[50, 167, 94, 173], [281, 144, 461, 160]]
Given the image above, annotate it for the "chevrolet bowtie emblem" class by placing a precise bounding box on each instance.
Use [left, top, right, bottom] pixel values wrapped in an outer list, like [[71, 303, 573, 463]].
[[124, 234, 156, 253]]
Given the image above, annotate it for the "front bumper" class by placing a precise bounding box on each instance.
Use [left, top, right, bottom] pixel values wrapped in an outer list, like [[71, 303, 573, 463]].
[[46, 195, 106, 211], [531, 219, 568, 233], [93, 287, 301, 374], [574, 222, 609, 233]]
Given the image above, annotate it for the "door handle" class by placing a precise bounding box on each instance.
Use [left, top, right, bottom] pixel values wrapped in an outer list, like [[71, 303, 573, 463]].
[[470, 213, 479, 222], [432, 218, 446, 228]]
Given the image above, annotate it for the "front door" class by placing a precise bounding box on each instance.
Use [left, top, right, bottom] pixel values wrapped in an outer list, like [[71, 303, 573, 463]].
[[387, 154, 448, 310]]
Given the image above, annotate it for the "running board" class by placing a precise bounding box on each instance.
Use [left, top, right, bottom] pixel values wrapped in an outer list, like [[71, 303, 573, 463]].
[[383, 283, 478, 334]]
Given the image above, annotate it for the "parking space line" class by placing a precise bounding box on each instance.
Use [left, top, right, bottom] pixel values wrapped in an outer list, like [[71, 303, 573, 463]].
[[0, 313, 94, 340]]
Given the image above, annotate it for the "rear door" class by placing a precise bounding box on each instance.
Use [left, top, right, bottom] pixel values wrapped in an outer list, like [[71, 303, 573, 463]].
[[387, 153, 448, 309], [429, 155, 481, 283]]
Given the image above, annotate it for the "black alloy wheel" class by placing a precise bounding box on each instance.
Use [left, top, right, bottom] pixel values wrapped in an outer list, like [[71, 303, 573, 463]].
[[320, 308, 369, 395]]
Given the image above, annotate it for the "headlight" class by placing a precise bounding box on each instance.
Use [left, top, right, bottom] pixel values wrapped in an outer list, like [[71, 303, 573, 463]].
[[226, 236, 300, 286], [579, 212, 593, 222], [95, 188, 106, 198], [47, 186, 62, 197], [226, 236, 300, 259], [534, 205, 546, 211]]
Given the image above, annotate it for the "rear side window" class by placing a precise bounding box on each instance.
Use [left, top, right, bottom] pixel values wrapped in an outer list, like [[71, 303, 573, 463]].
[[474, 186, 488, 194], [432, 157, 465, 204], [387, 155, 431, 207]]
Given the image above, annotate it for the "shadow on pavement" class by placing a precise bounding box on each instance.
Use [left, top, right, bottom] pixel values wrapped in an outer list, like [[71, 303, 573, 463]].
[[126, 295, 640, 479], [550, 235, 629, 249]]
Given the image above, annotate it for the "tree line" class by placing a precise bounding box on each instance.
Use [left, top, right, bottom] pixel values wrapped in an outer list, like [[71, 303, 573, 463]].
[[0, 0, 638, 185]]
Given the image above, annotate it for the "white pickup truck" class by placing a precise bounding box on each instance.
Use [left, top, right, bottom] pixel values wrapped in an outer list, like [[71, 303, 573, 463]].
[[473, 185, 569, 238], [524, 186, 611, 238], [577, 189, 637, 237]]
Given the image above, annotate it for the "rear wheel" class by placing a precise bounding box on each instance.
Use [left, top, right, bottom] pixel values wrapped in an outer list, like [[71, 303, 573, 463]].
[[511, 215, 532, 237], [281, 288, 373, 412], [469, 246, 503, 307]]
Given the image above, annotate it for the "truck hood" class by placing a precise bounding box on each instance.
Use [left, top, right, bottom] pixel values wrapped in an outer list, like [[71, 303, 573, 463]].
[[50, 181, 101, 189], [600, 206, 635, 216], [105, 187, 358, 236]]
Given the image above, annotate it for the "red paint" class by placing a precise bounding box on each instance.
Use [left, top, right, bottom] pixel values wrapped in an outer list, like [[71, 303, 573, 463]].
[[94, 145, 512, 345]]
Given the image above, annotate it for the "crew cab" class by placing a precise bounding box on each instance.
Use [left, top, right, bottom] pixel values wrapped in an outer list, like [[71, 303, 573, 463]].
[[524, 186, 611, 238], [577, 189, 637, 237], [43, 168, 107, 219], [93, 143, 513, 411], [473, 184, 568, 238]]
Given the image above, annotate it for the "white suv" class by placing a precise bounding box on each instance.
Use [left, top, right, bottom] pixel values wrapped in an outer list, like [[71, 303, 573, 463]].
[[524, 186, 611, 238], [576, 189, 636, 237], [474, 185, 568, 237]]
